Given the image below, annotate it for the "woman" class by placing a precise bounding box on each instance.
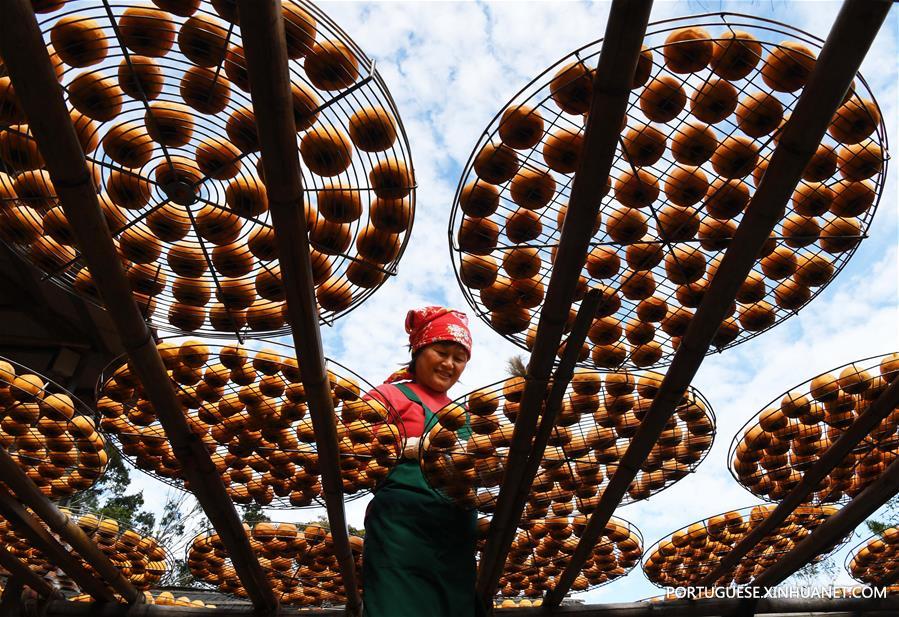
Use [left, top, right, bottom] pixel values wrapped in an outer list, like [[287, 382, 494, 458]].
[[362, 306, 483, 617]]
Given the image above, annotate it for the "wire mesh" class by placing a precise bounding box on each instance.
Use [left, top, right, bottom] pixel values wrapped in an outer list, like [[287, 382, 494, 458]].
[[728, 352, 899, 505], [0, 506, 174, 596], [0, 0, 415, 339], [419, 369, 715, 513], [187, 520, 362, 607], [447, 12, 888, 371], [0, 355, 108, 500], [95, 338, 403, 509], [478, 513, 642, 599], [845, 526, 899, 590], [642, 503, 848, 588]]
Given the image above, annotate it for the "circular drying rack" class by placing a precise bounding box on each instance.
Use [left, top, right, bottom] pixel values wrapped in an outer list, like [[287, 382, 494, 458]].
[[449, 12, 888, 371], [729, 352, 899, 505], [0, 506, 174, 595], [477, 513, 643, 599], [0, 355, 108, 500], [642, 503, 848, 587], [95, 338, 403, 509], [0, 0, 415, 339], [419, 369, 715, 513]]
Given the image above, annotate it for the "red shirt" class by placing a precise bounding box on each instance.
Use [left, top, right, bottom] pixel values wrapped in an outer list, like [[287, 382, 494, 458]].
[[364, 381, 452, 439]]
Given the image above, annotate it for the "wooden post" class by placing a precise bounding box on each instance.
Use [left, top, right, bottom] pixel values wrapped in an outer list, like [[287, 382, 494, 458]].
[[544, 0, 894, 606], [476, 1, 655, 605], [233, 1, 360, 614], [0, 2, 278, 612]]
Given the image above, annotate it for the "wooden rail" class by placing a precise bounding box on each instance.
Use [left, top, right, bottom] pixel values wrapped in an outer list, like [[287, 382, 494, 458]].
[[0, 450, 137, 602], [543, 0, 894, 606], [475, 0, 655, 605], [24, 595, 899, 617], [0, 1, 278, 612], [234, 1, 360, 613]]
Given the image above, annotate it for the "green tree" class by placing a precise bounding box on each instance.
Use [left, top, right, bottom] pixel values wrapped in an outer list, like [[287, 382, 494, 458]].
[[866, 495, 899, 536], [240, 502, 271, 525], [792, 555, 839, 584], [158, 493, 204, 586], [62, 448, 157, 532]]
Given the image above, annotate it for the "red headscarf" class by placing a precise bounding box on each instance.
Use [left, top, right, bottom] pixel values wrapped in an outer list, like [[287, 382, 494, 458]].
[[386, 306, 472, 383]]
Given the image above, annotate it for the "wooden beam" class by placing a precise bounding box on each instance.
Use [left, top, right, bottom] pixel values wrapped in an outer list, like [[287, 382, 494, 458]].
[[0, 249, 92, 349], [475, 0, 655, 604], [700, 375, 899, 586], [0, 1, 278, 612], [234, 1, 359, 613], [33, 601, 337, 617], [27, 595, 899, 617], [543, 0, 893, 607], [0, 485, 114, 602]]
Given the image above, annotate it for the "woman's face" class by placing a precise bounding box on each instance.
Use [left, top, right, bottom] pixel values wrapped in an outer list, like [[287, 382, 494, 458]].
[[414, 342, 469, 393]]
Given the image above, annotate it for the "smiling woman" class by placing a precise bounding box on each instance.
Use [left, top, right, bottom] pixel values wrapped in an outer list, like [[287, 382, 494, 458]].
[[361, 306, 484, 617], [411, 341, 470, 392]]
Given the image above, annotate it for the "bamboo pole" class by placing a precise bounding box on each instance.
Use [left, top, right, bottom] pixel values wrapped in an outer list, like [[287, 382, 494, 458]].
[[233, 1, 359, 613], [0, 2, 278, 612], [543, 0, 894, 607], [0, 450, 137, 602], [475, 1, 655, 604]]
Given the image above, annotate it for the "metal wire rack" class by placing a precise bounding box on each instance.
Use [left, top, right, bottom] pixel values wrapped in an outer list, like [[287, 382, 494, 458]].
[[0, 0, 415, 339], [845, 526, 899, 589], [0, 506, 174, 595], [187, 520, 363, 607], [642, 503, 850, 588], [419, 369, 715, 513], [95, 338, 403, 509], [728, 352, 899, 505], [477, 513, 643, 599], [448, 12, 888, 370], [0, 355, 108, 500]]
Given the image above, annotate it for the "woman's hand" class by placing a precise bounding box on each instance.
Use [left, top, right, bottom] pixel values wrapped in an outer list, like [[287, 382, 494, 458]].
[[402, 436, 421, 460]]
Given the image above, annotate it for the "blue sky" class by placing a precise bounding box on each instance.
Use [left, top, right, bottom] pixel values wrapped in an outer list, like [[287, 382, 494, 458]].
[[100, 0, 899, 604]]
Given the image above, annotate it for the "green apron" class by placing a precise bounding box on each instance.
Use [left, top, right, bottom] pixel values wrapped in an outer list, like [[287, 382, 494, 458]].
[[363, 384, 483, 617]]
